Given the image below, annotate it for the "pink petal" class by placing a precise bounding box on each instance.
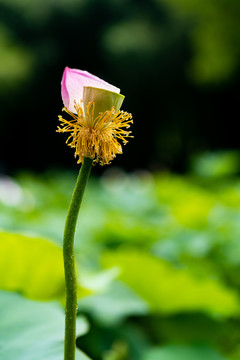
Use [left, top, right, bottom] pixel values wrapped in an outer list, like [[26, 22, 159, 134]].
[[61, 67, 120, 113]]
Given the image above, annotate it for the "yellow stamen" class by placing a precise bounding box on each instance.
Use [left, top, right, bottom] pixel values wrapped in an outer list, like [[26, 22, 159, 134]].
[[57, 101, 133, 166]]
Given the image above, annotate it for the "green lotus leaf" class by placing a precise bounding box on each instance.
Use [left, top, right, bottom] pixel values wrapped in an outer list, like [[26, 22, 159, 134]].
[[0, 290, 91, 360]]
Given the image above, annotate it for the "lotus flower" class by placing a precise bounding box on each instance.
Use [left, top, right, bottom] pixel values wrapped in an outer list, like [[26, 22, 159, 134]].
[[58, 67, 133, 166]]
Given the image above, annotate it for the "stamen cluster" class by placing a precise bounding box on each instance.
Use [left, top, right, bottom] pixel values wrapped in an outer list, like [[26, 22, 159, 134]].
[[57, 101, 133, 165]]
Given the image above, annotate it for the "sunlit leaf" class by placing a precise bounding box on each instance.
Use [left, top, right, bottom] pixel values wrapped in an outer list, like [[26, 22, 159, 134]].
[[102, 249, 240, 316], [0, 231, 89, 300]]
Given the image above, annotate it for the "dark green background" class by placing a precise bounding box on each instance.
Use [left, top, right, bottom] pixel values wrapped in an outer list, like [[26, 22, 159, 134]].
[[1, 0, 240, 173]]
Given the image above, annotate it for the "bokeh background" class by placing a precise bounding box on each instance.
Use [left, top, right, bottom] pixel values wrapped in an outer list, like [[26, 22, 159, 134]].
[[1, 0, 240, 173], [1, 1, 240, 360]]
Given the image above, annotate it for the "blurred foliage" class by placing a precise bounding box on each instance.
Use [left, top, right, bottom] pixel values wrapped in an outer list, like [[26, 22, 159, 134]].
[[0, 290, 90, 360], [1, 0, 239, 86], [0, 24, 34, 91], [1, 152, 240, 358], [158, 0, 240, 83], [142, 344, 228, 360], [191, 152, 240, 179]]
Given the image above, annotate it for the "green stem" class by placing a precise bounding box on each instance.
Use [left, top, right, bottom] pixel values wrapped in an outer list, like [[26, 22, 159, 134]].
[[63, 157, 93, 360]]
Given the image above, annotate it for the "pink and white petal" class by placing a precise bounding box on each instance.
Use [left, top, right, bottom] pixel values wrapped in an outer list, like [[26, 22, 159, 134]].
[[61, 67, 120, 113], [61, 67, 71, 110]]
